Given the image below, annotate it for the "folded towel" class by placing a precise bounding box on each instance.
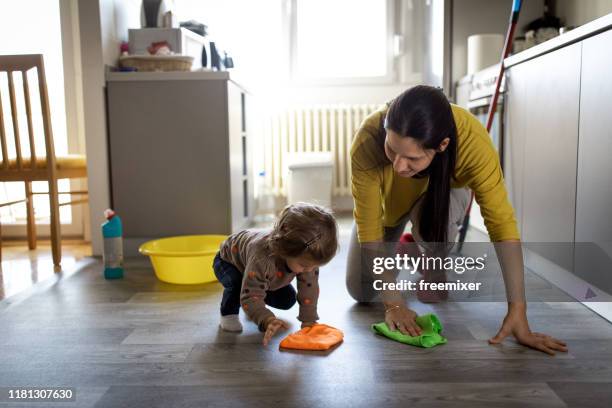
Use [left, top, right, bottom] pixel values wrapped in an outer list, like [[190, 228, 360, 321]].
[[371, 313, 447, 348], [280, 324, 344, 351]]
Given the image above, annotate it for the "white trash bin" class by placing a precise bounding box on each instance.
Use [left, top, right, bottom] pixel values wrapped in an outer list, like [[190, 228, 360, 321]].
[[286, 152, 334, 208]]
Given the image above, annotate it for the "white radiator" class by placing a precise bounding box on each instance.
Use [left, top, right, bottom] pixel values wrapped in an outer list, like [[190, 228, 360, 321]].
[[262, 104, 383, 198]]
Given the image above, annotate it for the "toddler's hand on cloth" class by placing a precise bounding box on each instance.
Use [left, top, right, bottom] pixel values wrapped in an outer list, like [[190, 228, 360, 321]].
[[263, 317, 289, 346]]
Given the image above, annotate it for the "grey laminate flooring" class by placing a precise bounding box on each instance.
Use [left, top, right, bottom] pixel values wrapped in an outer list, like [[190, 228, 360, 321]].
[[1, 226, 611, 407]]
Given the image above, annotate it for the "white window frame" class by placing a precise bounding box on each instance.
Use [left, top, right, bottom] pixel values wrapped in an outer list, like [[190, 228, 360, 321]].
[[286, 0, 396, 86]]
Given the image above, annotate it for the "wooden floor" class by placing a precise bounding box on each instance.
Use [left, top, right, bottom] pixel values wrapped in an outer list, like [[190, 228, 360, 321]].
[[0, 239, 92, 301], [1, 227, 612, 407]]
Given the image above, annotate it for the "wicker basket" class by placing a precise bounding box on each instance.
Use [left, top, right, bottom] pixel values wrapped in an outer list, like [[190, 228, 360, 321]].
[[119, 55, 194, 72]]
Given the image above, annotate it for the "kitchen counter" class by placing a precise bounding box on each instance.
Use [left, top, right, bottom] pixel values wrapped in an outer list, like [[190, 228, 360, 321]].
[[105, 69, 251, 94], [505, 12, 612, 68], [105, 69, 230, 82]]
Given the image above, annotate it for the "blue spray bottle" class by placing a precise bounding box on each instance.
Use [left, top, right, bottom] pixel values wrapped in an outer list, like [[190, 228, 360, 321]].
[[102, 209, 124, 279]]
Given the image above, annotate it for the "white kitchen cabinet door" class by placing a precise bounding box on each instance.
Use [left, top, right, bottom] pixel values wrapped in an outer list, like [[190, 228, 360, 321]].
[[503, 62, 529, 235], [505, 44, 581, 247], [574, 30, 612, 309], [521, 43, 581, 242]]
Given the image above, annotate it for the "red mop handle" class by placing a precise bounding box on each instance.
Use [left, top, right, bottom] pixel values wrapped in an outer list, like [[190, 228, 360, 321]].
[[486, 0, 523, 132], [460, 0, 523, 247]]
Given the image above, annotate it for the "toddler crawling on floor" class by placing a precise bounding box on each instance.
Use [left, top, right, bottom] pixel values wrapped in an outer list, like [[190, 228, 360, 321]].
[[213, 203, 339, 345]]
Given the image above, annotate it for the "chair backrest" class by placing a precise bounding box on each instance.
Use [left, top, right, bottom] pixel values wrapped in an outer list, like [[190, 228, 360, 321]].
[[0, 54, 56, 173]]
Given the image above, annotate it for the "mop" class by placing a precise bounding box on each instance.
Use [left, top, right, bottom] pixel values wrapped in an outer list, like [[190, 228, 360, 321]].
[[456, 0, 524, 253]]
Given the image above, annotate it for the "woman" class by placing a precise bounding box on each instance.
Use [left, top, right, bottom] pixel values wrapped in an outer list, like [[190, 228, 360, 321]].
[[347, 85, 567, 355]]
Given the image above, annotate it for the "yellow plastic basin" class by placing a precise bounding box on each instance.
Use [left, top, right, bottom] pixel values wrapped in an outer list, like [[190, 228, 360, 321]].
[[139, 235, 227, 284]]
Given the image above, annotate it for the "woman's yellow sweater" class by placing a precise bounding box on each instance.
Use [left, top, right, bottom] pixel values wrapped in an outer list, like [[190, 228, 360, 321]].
[[350, 103, 520, 243]]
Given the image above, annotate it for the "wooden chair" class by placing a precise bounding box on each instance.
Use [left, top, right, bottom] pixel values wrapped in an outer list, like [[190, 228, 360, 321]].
[[0, 54, 88, 268]]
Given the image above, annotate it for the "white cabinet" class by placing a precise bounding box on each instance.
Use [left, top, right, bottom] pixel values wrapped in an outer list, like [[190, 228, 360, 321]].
[[575, 30, 612, 244], [503, 62, 528, 234], [574, 30, 612, 297], [505, 43, 582, 272], [521, 43, 582, 245], [106, 73, 254, 255], [504, 26, 612, 316]]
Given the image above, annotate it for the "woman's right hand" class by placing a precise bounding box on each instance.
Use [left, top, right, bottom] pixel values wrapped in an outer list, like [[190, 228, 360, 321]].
[[385, 304, 422, 336], [262, 317, 289, 346]]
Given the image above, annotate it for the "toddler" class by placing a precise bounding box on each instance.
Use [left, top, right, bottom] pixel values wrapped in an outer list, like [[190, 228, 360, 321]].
[[213, 203, 338, 345]]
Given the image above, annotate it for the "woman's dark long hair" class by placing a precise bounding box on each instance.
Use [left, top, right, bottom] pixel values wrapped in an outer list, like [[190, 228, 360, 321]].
[[385, 86, 457, 248]]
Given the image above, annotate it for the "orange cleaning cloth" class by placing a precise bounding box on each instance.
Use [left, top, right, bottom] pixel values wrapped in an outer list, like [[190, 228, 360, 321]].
[[279, 324, 344, 351]]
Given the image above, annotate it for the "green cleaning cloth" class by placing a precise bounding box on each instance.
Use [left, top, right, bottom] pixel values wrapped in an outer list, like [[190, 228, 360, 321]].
[[371, 313, 447, 348]]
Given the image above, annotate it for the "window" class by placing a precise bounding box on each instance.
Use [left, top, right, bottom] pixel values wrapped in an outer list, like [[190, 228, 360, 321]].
[[292, 0, 392, 82], [175, 0, 394, 86], [175, 0, 287, 90], [0, 0, 73, 227]]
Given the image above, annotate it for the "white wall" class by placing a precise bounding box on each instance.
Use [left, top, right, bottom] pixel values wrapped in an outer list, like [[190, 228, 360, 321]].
[[451, 0, 612, 86], [556, 0, 612, 27], [452, 0, 545, 86], [74, 0, 108, 255], [72, 0, 139, 255], [59, 0, 89, 240], [269, 84, 414, 107], [99, 0, 140, 66]]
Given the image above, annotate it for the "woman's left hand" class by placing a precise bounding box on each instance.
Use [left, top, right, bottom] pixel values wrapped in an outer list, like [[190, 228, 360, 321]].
[[489, 303, 568, 355]]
